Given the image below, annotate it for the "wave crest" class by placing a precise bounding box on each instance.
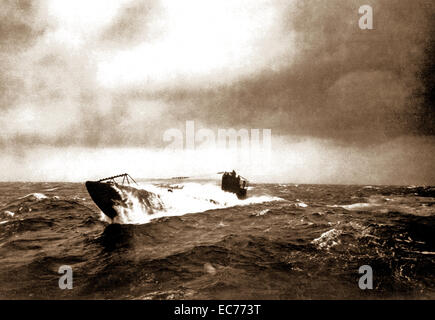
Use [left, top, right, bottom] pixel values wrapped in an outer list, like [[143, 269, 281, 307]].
[[108, 182, 283, 224]]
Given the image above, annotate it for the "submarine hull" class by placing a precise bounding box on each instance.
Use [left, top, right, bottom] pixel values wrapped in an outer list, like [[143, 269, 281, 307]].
[[236, 188, 247, 199], [221, 172, 248, 199], [85, 181, 121, 219], [85, 180, 165, 220]]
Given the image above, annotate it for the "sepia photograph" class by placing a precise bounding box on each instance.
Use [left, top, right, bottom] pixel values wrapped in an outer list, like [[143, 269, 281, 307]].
[[0, 0, 434, 305]]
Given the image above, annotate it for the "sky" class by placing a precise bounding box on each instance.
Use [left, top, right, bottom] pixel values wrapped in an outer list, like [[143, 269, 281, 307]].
[[0, 0, 434, 184]]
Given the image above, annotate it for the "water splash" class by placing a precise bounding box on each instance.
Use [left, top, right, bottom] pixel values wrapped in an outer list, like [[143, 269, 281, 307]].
[[312, 228, 342, 249], [17, 193, 48, 200], [108, 182, 283, 224]]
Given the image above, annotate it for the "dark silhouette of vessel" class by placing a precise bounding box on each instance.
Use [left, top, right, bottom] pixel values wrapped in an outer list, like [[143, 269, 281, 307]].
[[85, 173, 163, 220], [221, 170, 248, 198], [85, 171, 249, 220]]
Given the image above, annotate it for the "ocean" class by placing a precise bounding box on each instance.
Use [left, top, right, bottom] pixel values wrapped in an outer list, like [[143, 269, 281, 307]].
[[0, 181, 434, 299]]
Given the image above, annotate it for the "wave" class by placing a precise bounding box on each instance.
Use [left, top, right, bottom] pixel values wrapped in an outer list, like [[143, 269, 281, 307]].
[[295, 200, 308, 208], [107, 182, 284, 225], [327, 194, 435, 217], [341, 202, 379, 211], [0, 193, 50, 218], [311, 228, 342, 249], [17, 193, 48, 200], [0, 192, 92, 222]]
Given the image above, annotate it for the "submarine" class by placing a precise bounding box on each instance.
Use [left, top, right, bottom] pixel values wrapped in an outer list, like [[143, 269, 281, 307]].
[[220, 170, 248, 199], [85, 173, 164, 220], [85, 171, 248, 220]]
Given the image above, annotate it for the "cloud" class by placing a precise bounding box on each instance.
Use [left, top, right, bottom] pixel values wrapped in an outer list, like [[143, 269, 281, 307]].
[[95, 0, 297, 90], [98, 0, 160, 48], [150, 0, 433, 143], [0, 0, 47, 109], [1, 135, 433, 185], [0, 0, 433, 183], [44, 0, 132, 48], [0, 0, 45, 49]]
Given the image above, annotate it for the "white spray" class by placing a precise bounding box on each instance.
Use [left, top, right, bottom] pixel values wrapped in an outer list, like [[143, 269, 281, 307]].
[[104, 182, 282, 224]]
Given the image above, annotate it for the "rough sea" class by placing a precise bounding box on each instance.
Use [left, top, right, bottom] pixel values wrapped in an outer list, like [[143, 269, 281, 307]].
[[0, 181, 434, 299]]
